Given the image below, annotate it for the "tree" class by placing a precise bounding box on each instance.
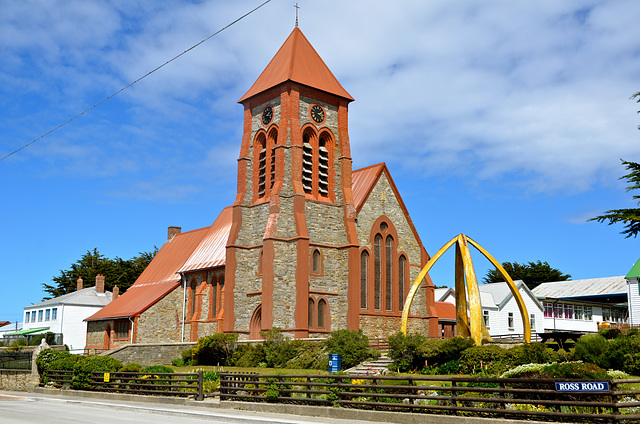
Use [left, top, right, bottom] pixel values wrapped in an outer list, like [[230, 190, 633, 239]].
[[483, 260, 571, 290], [589, 159, 640, 238], [42, 247, 157, 298]]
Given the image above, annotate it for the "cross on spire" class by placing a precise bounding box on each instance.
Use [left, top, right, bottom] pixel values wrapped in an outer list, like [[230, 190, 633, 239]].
[[295, 3, 300, 27]]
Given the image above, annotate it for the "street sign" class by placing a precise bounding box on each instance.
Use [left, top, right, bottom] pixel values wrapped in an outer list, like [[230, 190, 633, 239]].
[[555, 381, 609, 392]]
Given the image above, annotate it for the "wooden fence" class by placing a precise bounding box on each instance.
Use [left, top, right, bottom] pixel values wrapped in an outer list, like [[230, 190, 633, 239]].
[[220, 373, 640, 422], [42, 370, 204, 400]]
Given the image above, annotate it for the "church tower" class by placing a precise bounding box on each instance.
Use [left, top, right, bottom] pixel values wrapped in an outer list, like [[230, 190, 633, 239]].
[[224, 28, 360, 339]]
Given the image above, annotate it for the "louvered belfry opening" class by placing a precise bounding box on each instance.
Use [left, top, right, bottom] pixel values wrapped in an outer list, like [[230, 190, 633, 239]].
[[302, 132, 313, 194]]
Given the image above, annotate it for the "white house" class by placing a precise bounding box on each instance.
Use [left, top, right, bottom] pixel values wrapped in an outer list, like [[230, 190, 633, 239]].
[[435, 280, 544, 338], [22, 275, 113, 352], [627, 258, 640, 326], [532, 276, 630, 333]]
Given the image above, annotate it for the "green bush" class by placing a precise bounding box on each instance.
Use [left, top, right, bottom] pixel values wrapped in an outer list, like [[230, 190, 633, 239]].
[[507, 342, 558, 366], [229, 343, 265, 367], [36, 349, 76, 373], [140, 365, 174, 374], [571, 334, 610, 369], [502, 361, 608, 379], [419, 336, 475, 368], [459, 345, 509, 375], [323, 329, 375, 370], [191, 333, 238, 366], [599, 327, 621, 339], [118, 363, 142, 372], [261, 329, 302, 368], [388, 332, 427, 372], [284, 342, 327, 370], [181, 347, 194, 365], [435, 360, 462, 375], [72, 355, 123, 389], [10, 339, 27, 348]]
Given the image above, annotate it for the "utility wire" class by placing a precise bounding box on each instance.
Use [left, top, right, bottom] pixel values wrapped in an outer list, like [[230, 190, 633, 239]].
[[1, 0, 272, 162]]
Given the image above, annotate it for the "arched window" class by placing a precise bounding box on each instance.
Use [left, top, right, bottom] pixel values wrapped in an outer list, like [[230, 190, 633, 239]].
[[374, 234, 382, 310], [308, 298, 315, 328], [302, 132, 313, 193], [210, 276, 217, 319], [398, 255, 407, 310], [318, 134, 329, 196], [385, 235, 394, 311], [312, 249, 321, 274], [189, 279, 198, 319], [360, 250, 368, 309], [318, 299, 327, 328], [256, 133, 267, 198], [269, 129, 277, 190]]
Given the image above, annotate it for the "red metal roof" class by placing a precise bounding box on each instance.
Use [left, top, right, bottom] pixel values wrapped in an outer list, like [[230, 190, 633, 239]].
[[178, 206, 232, 273], [239, 27, 353, 103], [352, 163, 385, 211], [434, 301, 456, 320], [85, 225, 210, 321]]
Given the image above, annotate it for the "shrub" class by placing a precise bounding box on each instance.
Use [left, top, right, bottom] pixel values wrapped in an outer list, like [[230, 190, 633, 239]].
[[36, 349, 76, 373], [202, 370, 220, 393], [323, 329, 375, 370], [118, 363, 142, 372], [284, 342, 327, 370], [459, 345, 509, 375], [10, 339, 27, 348], [502, 361, 608, 380], [571, 334, 610, 369], [507, 342, 558, 366], [388, 332, 428, 372], [599, 327, 621, 340], [181, 347, 194, 365], [72, 355, 123, 389], [191, 333, 238, 366], [419, 336, 475, 368], [261, 328, 304, 368], [229, 343, 265, 367], [435, 360, 462, 375]]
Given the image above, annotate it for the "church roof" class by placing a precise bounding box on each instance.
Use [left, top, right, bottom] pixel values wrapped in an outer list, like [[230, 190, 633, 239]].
[[352, 163, 386, 211], [239, 27, 353, 103], [85, 225, 211, 321], [178, 206, 232, 273]]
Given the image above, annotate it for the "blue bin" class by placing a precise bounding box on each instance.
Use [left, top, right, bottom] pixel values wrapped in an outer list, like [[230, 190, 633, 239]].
[[328, 353, 342, 372]]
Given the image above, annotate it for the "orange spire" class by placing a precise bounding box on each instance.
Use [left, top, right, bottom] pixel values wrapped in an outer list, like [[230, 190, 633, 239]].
[[239, 27, 354, 103]]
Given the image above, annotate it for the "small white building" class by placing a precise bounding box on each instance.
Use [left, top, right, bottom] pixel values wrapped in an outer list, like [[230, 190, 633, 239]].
[[435, 280, 544, 338], [532, 276, 629, 333], [22, 275, 113, 352], [627, 258, 640, 326]]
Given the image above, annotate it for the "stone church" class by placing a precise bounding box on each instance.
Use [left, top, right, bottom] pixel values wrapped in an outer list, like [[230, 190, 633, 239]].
[[86, 27, 439, 350]]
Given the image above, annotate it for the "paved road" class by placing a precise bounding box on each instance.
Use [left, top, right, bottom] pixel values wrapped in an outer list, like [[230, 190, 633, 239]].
[[0, 393, 365, 424]]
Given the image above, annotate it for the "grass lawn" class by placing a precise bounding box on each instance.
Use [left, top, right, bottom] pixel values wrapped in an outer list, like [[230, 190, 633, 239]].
[[169, 365, 328, 375]]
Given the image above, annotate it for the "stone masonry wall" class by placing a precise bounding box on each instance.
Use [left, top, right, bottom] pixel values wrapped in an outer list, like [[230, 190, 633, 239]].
[[356, 173, 428, 317], [136, 287, 184, 344], [309, 247, 350, 331], [233, 247, 263, 338], [0, 370, 39, 392], [106, 342, 196, 367]]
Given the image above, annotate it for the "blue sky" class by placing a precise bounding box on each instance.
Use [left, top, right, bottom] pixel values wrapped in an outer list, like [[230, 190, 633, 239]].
[[2, 1, 639, 325]]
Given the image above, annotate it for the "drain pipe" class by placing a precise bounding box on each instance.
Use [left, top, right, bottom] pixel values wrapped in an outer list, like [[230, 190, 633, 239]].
[[180, 273, 187, 342], [128, 316, 134, 344]]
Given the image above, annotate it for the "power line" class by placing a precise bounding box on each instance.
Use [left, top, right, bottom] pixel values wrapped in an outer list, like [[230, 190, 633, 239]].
[[0, 0, 272, 162]]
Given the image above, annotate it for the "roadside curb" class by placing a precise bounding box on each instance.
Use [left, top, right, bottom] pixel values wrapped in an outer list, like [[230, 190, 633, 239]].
[[30, 387, 560, 424]]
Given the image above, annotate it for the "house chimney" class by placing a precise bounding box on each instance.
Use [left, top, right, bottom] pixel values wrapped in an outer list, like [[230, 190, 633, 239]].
[[112, 285, 119, 300], [77, 277, 84, 291], [168, 226, 181, 241], [95, 274, 105, 294]]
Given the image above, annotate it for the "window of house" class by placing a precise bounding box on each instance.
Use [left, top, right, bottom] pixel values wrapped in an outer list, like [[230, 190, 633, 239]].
[[308, 298, 315, 328], [189, 279, 198, 319], [602, 308, 611, 322], [38, 310, 43, 322], [45, 309, 50, 321], [360, 251, 368, 309], [554, 303, 564, 319], [374, 234, 382, 310], [564, 304, 573, 320], [312, 249, 321, 274], [574, 305, 584, 320], [318, 299, 327, 328], [25, 312, 30, 323], [530, 314, 536, 331], [32, 312, 36, 323], [584, 306, 593, 321], [398, 255, 406, 310], [508, 312, 514, 329], [385, 236, 393, 311], [114, 320, 129, 339], [52, 308, 57, 320], [483, 310, 490, 329], [543, 302, 553, 318]]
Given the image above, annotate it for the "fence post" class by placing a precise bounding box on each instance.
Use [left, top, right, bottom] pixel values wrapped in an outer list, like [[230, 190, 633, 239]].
[[408, 377, 415, 404], [306, 376, 310, 399], [196, 370, 204, 401], [451, 380, 458, 412], [611, 380, 619, 418]]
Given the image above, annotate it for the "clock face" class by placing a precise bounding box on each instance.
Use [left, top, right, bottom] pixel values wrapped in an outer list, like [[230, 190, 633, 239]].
[[261, 106, 273, 126], [310, 104, 325, 124]]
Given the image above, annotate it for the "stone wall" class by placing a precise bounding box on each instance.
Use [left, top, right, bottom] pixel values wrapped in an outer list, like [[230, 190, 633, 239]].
[[0, 369, 39, 392], [136, 288, 184, 344], [106, 342, 196, 367]]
